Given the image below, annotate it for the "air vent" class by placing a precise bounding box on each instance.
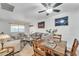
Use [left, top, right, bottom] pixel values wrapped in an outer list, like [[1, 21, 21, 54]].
[[29, 25, 33, 27], [1, 3, 14, 12]]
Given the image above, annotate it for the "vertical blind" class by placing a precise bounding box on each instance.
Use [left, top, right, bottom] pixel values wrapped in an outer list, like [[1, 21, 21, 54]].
[[11, 24, 25, 32]]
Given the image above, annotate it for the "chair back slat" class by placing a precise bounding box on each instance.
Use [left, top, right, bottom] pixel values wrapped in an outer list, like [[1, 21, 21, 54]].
[[70, 39, 78, 56], [53, 34, 62, 42], [32, 40, 46, 56]]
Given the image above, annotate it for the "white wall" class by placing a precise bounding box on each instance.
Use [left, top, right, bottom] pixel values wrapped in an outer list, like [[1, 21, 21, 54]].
[[30, 18, 54, 33], [0, 21, 10, 34], [31, 11, 79, 49], [25, 24, 30, 36]]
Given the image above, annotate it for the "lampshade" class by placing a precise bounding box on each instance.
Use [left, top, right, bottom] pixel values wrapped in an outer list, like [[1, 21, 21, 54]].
[[0, 34, 10, 40]]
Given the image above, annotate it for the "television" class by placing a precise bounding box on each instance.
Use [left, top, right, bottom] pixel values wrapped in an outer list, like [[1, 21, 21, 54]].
[[55, 16, 68, 26]]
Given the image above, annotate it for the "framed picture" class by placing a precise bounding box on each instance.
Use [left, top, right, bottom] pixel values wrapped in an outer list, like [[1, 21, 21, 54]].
[[38, 21, 45, 28], [55, 16, 68, 26]]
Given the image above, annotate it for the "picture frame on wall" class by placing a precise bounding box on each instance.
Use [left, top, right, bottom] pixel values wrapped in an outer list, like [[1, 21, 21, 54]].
[[55, 16, 68, 26], [38, 21, 45, 28]]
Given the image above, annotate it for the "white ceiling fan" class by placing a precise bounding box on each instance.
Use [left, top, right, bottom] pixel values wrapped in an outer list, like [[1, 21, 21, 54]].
[[38, 3, 63, 16]]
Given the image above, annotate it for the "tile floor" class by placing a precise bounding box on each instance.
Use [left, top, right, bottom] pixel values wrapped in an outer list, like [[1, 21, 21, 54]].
[[15, 44, 34, 56]]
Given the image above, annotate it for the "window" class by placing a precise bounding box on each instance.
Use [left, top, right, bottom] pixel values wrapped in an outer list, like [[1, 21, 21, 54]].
[[18, 25, 25, 32], [11, 24, 25, 32]]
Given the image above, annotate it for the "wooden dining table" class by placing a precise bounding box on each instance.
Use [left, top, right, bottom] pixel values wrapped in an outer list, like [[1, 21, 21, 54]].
[[39, 40, 67, 56]]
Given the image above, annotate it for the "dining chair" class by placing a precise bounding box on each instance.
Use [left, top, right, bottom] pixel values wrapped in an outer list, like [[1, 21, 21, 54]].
[[44, 47, 55, 56], [32, 40, 46, 56], [66, 39, 78, 56], [53, 34, 62, 42]]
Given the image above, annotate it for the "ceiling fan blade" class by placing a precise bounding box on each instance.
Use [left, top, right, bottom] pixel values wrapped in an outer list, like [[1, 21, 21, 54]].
[[38, 10, 46, 13], [48, 3, 52, 6], [53, 3, 63, 8], [41, 3, 48, 8], [53, 9, 60, 12]]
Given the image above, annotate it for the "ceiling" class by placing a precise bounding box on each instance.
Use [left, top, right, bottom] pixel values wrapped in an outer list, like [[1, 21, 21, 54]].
[[0, 3, 79, 24]]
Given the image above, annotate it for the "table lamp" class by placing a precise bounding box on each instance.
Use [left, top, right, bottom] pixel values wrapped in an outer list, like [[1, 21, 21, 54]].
[[0, 32, 10, 49]]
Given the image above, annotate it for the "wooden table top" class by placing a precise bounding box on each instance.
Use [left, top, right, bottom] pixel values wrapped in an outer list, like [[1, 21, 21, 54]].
[[53, 41, 67, 56], [40, 41, 67, 56]]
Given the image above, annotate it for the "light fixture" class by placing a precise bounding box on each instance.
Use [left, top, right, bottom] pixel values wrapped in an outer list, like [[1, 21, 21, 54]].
[[0, 32, 10, 49], [46, 8, 52, 13]]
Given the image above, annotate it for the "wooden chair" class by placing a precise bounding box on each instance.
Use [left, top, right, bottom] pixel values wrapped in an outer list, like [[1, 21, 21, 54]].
[[66, 39, 78, 56], [53, 34, 62, 42], [32, 40, 46, 56], [44, 47, 55, 56]]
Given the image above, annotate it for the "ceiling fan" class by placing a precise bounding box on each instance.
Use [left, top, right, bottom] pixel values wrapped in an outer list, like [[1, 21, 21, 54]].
[[38, 3, 63, 16]]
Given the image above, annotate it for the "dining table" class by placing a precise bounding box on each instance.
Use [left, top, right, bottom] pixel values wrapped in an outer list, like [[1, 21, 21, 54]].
[[39, 40, 67, 56]]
